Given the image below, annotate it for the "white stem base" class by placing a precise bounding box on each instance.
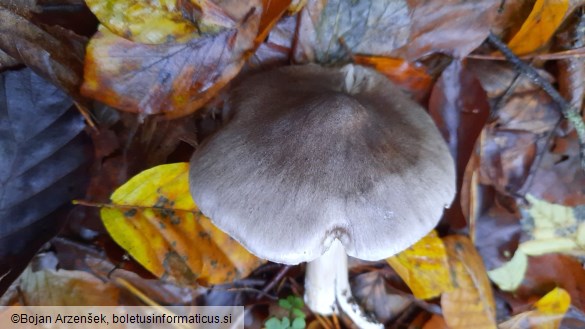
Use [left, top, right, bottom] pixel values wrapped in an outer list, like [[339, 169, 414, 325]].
[[304, 239, 383, 329]]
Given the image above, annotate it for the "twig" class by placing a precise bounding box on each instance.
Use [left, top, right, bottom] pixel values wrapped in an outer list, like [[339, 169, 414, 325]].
[[487, 32, 585, 171]]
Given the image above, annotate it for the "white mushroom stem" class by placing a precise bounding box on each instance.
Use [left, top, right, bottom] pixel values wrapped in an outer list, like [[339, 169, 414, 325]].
[[304, 239, 383, 329]]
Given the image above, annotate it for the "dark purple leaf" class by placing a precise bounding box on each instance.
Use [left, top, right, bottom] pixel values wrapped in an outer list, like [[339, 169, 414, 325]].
[[0, 68, 92, 295]]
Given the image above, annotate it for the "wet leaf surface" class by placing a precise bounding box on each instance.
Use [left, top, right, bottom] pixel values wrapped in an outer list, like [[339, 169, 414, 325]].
[[293, 0, 411, 63], [85, 0, 200, 44], [3, 1, 585, 328], [398, 0, 499, 60], [0, 68, 91, 295], [81, 2, 261, 118], [507, 0, 570, 55], [441, 235, 497, 329], [100, 163, 265, 286], [387, 231, 453, 300], [0, 7, 87, 101]]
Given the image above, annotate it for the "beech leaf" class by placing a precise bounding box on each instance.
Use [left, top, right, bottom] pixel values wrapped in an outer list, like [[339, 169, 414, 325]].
[[386, 230, 453, 300], [441, 235, 497, 329], [100, 163, 265, 286], [0, 69, 91, 295], [507, 0, 570, 55], [81, 3, 261, 118]]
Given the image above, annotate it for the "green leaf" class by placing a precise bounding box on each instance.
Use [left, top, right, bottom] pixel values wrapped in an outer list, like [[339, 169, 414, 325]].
[[279, 298, 293, 310], [265, 317, 282, 329], [289, 295, 304, 308], [292, 317, 306, 329], [292, 308, 306, 319], [282, 317, 290, 328]]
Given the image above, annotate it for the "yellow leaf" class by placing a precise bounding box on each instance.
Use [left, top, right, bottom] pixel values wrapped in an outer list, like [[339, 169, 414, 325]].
[[507, 0, 569, 55], [519, 194, 585, 257], [85, 0, 199, 44], [441, 235, 497, 329], [101, 163, 265, 286], [386, 230, 453, 299], [487, 249, 528, 292], [499, 287, 571, 329]]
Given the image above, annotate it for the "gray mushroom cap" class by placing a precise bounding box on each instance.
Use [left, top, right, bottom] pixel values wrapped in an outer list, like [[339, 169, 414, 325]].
[[189, 64, 456, 265]]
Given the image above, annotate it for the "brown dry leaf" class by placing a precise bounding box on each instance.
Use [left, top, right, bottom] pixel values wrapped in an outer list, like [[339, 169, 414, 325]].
[[399, 0, 499, 60], [527, 131, 585, 205], [186, 0, 260, 33], [352, 271, 411, 323], [100, 163, 265, 286], [85, 0, 199, 44], [422, 315, 450, 329], [81, 2, 260, 118], [0, 49, 19, 69], [14, 265, 119, 306], [468, 60, 561, 197], [441, 235, 497, 329], [515, 254, 585, 312], [386, 230, 453, 300], [353, 55, 432, 101], [249, 14, 296, 70], [499, 287, 571, 329], [507, 0, 570, 55], [428, 60, 491, 229], [0, 7, 85, 101], [293, 0, 411, 63]]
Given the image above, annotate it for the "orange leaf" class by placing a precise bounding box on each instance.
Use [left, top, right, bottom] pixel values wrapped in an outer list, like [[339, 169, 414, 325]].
[[257, 0, 292, 45], [100, 163, 265, 286], [507, 0, 569, 55], [441, 235, 497, 329], [81, 3, 261, 118], [354, 55, 432, 101], [386, 230, 453, 299]]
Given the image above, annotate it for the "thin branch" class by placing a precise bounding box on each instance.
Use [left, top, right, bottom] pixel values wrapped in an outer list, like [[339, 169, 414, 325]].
[[486, 32, 585, 171]]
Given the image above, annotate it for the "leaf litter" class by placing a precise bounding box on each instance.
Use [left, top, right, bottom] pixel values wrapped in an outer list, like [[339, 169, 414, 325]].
[[2, 0, 585, 328]]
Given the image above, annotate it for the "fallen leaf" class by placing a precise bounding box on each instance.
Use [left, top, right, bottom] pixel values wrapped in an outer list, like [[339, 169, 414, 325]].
[[4, 253, 119, 306], [100, 163, 265, 286], [467, 60, 561, 197], [516, 254, 585, 312], [0, 69, 91, 296], [256, 0, 292, 45], [517, 194, 585, 257], [422, 315, 449, 329], [81, 3, 261, 118], [386, 231, 453, 300], [85, 0, 199, 44], [472, 185, 522, 270], [0, 7, 86, 101], [0, 49, 19, 70], [507, 0, 570, 55], [353, 55, 432, 101], [352, 271, 411, 323], [293, 0, 411, 63], [441, 235, 497, 329], [288, 0, 307, 13], [429, 60, 491, 229], [399, 0, 499, 60], [248, 14, 296, 70], [487, 249, 528, 292], [499, 287, 571, 329], [527, 131, 585, 205]]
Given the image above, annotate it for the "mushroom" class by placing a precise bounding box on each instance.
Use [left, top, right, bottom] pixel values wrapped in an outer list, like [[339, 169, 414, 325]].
[[189, 64, 456, 328]]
